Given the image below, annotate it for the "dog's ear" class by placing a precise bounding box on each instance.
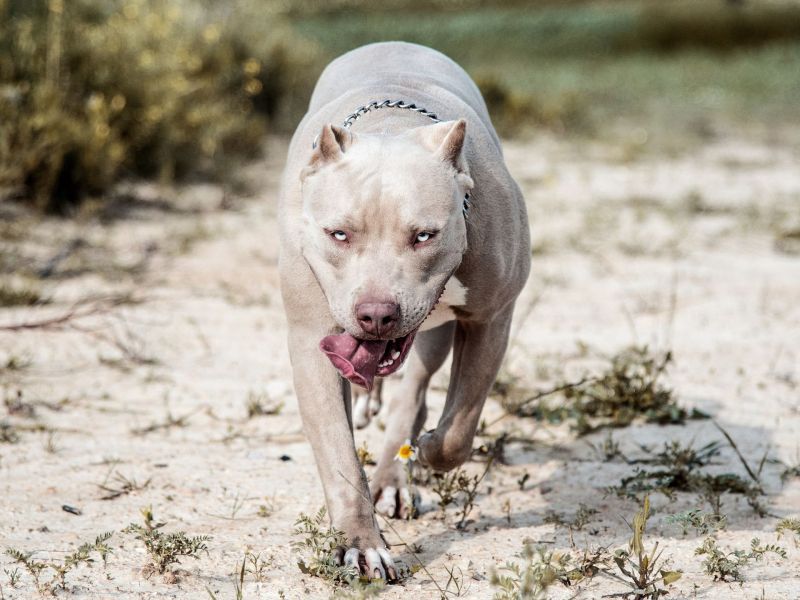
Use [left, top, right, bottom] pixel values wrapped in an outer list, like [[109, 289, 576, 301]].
[[302, 124, 355, 180], [412, 119, 468, 173]]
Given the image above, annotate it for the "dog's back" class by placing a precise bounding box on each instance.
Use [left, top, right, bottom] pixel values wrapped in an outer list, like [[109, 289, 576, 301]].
[[306, 42, 500, 148]]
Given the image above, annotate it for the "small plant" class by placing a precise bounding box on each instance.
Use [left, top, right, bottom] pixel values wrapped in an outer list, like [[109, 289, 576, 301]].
[[776, 517, 800, 546], [206, 550, 272, 600], [246, 391, 283, 419], [608, 439, 765, 516], [588, 431, 625, 462], [607, 496, 681, 599], [5, 532, 113, 595], [123, 506, 210, 578], [695, 537, 786, 582], [665, 510, 727, 536], [430, 459, 493, 529], [501, 347, 707, 435], [356, 441, 376, 466], [490, 541, 573, 600], [131, 408, 194, 436], [257, 496, 278, 518], [291, 507, 351, 584], [0, 421, 19, 444], [97, 466, 151, 500], [543, 504, 599, 532], [4, 567, 21, 588]]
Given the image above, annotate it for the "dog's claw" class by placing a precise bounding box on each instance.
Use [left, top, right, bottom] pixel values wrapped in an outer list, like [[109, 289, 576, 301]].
[[337, 545, 397, 581], [343, 547, 361, 574]]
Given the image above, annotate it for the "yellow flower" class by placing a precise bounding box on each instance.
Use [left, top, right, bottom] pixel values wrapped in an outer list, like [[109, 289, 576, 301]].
[[394, 440, 416, 464]]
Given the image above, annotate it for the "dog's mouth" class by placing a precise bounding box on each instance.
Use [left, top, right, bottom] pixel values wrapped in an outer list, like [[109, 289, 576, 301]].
[[319, 329, 418, 392]]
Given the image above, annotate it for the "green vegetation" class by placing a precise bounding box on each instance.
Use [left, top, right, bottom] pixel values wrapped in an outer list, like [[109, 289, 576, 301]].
[[695, 537, 786, 582], [290, 1, 800, 139], [0, 0, 302, 213], [5, 532, 113, 595], [123, 506, 211, 577], [496, 346, 707, 435]]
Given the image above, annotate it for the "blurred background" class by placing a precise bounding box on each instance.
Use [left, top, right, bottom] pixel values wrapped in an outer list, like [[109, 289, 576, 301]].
[[2, 0, 799, 214]]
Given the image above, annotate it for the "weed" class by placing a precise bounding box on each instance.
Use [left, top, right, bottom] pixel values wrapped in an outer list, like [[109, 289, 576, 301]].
[[501, 347, 707, 435], [665, 510, 727, 536], [489, 541, 574, 600], [5, 532, 113, 595], [0, 281, 46, 307], [356, 441, 376, 467], [779, 460, 800, 483], [608, 439, 765, 515], [291, 507, 352, 584], [607, 496, 681, 599], [242, 550, 270, 583], [588, 431, 625, 462], [430, 459, 493, 529], [442, 564, 469, 597], [42, 431, 58, 454], [1, 354, 32, 373], [473, 432, 509, 465], [246, 391, 283, 419], [776, 517, 800, 545], [3, 567, 20, 588], [695, 537, 786, 582], [131, 408, 194, 436], [97, 465, 151, 500], [4, 390, 35, 418], [0, 422, 19, 444], [206, 549, 273, 600], [123, 506, 211, 578], [543, 504, 599, 533], [257, 496, 278, 518]]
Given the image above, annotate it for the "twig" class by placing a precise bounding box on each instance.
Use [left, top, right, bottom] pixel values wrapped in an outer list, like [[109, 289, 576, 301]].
[[483, 377, 597, 430], [712, 420, 760, 484], [0, 295, 133, 331]]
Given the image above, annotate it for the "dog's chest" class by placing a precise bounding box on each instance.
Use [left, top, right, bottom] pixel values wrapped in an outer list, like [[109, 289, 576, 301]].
[[419, 277, 467, 332]]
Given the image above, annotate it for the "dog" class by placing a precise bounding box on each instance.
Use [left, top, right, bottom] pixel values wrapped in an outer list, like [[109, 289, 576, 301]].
[[278, 41, 530, 580]]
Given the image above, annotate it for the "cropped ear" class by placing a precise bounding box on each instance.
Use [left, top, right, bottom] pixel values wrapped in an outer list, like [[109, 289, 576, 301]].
[[411, 119, 468, 173], [302, 124, 355, 180]]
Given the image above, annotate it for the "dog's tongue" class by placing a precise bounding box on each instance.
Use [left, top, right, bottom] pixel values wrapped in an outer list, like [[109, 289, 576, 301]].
[[319, 333, 388, 391]]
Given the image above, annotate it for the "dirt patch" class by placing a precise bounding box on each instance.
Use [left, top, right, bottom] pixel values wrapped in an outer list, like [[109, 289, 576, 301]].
[[1, 134, 799, 598]]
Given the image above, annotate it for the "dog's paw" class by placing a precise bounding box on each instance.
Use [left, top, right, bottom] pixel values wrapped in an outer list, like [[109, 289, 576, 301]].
[[374, 484, 419, 520], [335, 545, 397, 581]]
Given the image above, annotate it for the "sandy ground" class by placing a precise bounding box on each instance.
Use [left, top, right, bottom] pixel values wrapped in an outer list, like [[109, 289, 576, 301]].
[[1, 132, 799, 599]]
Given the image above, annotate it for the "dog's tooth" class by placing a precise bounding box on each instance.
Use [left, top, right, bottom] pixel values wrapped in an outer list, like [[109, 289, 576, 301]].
[[387, 358, 394, 365], [391, 350, 400, 359]]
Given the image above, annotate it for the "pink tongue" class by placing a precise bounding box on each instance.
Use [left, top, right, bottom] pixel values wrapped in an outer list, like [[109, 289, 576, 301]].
[[319, 333, 389, 391]]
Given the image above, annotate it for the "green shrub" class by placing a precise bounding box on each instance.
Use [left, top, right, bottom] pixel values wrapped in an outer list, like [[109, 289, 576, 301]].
[[0, 0, 304, 213]]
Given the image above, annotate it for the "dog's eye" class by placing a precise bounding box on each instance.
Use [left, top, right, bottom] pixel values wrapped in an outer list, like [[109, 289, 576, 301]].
[[415, 231, 434, 244], [331, 230, 348, 242]]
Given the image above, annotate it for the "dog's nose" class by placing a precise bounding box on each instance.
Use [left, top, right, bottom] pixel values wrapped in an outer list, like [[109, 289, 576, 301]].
[[355, 302, 400, 337]]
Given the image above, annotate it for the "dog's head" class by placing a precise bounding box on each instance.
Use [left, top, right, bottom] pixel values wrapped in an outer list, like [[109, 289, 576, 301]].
[[299, 119, 472, 341]]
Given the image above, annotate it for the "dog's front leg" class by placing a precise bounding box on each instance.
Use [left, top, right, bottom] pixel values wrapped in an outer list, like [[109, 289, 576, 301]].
[[287, 326, 397, 580], [416, 307, 514, 471]]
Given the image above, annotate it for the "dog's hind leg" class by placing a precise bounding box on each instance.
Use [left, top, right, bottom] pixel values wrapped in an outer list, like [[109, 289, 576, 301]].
[[371, 321, 455, 519], [352, 377, 383, 429]]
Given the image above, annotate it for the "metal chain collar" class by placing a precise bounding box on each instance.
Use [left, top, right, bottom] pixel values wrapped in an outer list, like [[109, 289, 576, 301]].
[[341, 99, 441, 129], [313, 98, 470, 216]]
